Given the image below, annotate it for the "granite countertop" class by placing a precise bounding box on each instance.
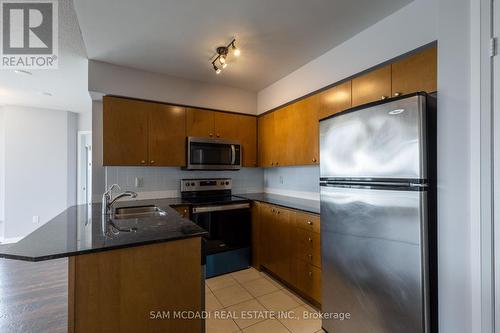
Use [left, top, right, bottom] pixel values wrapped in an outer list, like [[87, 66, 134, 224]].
[[235, 193, 320, 215], [0, 198, 207, 262]]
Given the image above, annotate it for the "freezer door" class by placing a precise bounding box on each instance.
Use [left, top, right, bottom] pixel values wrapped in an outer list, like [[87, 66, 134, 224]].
[[320, 95, 427, 180], [320, 185, 428, 333]]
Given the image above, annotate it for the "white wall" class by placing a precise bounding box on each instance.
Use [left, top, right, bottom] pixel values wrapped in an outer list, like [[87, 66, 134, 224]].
[[78, 110, 92, 131], [437, 0, 475, 331], [106, 167, 264, 199], [264, 166, 319, 200], [88, 60, 257, 115], [0, 109, 5, 239], [2, 106, 77, 240], [257, 0, 438, 113]]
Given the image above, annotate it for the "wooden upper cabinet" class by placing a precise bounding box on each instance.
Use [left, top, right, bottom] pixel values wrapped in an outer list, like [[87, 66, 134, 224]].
[[186, 108, 215, 137], [258, 112, 275, 168], [318, 80, 352, 120], [148, 105, 186, 166], [292, 95, 320, 165], [274, 105, 295, 167], [103, 96, 149, 166], [392, 46, 437, 96], [214, 112, 257, 167], [352, 65, 392, 107]]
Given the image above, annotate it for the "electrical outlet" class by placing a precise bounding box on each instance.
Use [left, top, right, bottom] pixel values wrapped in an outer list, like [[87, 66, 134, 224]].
[[135, 177, 144, 188], [279, 176, 284, 184], [32, 216, 39, 224]]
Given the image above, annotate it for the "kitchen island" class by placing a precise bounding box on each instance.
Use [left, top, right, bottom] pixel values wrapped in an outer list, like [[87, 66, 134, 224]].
[[0, 199, 207, 333]]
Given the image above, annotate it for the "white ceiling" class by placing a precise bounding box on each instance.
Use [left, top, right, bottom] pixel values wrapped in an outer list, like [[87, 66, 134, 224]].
[[74, 0, 412, 92], [0, 0, 91, 113]]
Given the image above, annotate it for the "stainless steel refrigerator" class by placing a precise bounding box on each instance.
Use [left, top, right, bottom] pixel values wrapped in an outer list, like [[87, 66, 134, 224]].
[[319, 93, 437, 333]]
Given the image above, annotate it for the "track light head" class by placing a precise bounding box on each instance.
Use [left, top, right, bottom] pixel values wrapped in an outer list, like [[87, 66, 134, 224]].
[[232, 42, 240, 56]]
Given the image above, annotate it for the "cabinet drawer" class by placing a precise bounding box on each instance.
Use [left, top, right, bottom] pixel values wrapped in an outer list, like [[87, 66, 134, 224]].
[[294, 228, 321, 268], [173, 205, 190, 219], [294, 259, 322, 303], [294, 212, 320, 233]]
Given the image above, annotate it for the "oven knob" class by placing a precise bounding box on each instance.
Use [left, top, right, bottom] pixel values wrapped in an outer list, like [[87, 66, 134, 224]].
[[186, 183, 190, 187], [191, 182, 196, 186], [225, 181, 229, 185]]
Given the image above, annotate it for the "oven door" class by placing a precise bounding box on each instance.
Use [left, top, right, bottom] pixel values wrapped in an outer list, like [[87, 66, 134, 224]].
[[191, 203, 251, 255], [186, 137, 241, 170]]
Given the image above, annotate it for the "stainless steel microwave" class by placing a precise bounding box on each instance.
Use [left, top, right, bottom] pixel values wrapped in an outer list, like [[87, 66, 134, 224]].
[[185, 137, 241, 170]]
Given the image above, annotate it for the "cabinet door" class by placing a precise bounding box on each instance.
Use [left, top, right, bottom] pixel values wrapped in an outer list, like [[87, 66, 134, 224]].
[[259, 204, 276, 269], [186, 108, 215, 137], [294, 259, 322, 303], [258, 112, 275, 167], [214, 112, 258, 167], [291, 95, 320, 165], [318, 80, 352, 120], [274, 105, 294, 167], [148, 105, 186, 166], [103, 96, 149, 166], [352, 65, 391, 107], [273, 207, 292, 281], [391, 46, 437, 96]]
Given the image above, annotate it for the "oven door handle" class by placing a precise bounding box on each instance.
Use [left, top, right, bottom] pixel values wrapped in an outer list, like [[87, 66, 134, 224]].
[[192, 203, 250, 213], [231, 145, 236, 165]]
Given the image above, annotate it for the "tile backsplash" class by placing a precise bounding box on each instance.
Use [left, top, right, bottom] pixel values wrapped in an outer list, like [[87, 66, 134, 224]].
[[105, 167, 264, 199]]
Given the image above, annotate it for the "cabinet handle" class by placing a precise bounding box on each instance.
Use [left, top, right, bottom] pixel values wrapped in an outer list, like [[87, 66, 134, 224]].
[[381, 96, 388, 100], [140, 160, 146, 164], [275, 162, 279, 166], [308, 271, 313, 277], [271, 208, 275, 213], [394, 92, 402, 97], [308, 237, 312, 242], [150, 160, 155, 164], [209, 133, 213, 137], [307, 221, 313, 225], [308, 254, 313, 259], [216, 134, 220, 138], [277, 210, 280, 215], [312, 158, 317, 163]]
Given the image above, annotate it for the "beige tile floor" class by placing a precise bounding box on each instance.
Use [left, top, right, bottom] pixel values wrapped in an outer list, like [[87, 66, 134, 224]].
[[205, 267, 325, 333]]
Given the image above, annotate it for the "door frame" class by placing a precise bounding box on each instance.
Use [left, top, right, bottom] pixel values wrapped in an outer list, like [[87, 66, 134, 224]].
[[77, 131, 92, 205]]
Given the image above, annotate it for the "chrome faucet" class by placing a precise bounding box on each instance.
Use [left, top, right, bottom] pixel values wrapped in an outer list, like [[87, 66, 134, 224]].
[[102, 184, 138, 216]]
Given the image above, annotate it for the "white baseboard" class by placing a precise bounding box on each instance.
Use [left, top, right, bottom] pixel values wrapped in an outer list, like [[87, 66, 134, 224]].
[[0, 236, 23, 244]]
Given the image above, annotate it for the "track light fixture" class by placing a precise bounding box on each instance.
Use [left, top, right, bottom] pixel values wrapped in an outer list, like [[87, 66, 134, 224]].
[[211, 38, 240, 74]]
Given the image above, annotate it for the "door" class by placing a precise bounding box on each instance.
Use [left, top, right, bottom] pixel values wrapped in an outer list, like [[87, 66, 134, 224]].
[[352, 65, 391, 107], [148, 105, 186, 166], [318, 80, 352, 120], [258, 112, 275, 167], [274, 105, 294, 166], [292, 95, 320, 165], [392, 46, 437, 97], [186, 108, 215, 137], [319, 95, 427, 180], [103, 96, 149, 166], [215, 112, 257, 167], [320, 184, 428, 333]]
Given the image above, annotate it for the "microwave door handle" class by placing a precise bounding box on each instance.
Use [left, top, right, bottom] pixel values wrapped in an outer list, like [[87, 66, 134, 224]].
[[231, 145, 236, 165]]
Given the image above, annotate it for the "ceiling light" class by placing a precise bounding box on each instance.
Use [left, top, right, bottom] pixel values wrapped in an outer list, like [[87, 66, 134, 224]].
[[14, 69, 32, 76], [213, 63, 221, 74], [41, 91, 53, 96], [388, 109, 405, 115], [232, 41, 240, 56], [210, 38, 240, 74]]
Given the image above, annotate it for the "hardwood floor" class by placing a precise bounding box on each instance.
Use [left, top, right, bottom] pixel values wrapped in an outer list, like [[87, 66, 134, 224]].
[[0, 258, 67, 333]]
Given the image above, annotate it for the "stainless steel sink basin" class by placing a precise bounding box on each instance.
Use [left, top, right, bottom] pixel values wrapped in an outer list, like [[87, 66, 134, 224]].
[[113, 205, 166, 220]]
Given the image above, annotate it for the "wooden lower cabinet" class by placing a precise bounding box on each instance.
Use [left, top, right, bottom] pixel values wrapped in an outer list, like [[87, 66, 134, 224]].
[[68, 238, 202, 333], [256, 202, 321, 305]]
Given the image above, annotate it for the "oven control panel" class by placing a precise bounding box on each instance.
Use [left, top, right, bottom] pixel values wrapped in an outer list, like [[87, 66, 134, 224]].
[[181, 178, 232, 192]]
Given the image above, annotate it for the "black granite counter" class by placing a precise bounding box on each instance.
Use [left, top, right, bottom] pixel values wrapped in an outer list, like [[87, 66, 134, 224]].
[[0, 199, 207, 262], [235, 193, 320, 215]]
